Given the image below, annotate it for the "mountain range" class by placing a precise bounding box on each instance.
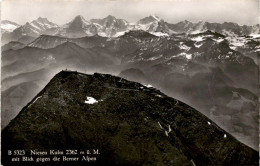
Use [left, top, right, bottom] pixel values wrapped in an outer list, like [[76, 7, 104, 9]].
[[2, 15, 260, 45], [1, 15, 260, 151], [2, 71, 258, 166]]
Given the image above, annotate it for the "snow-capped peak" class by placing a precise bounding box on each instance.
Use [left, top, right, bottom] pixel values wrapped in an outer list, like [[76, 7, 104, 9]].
[[138, 15, 162, 25], [135, 15, 169, 33], [8, 17, 59, 38], [152, 15, 160, 22], [20, 17, 58, 35], [1, 20, 20, 33]]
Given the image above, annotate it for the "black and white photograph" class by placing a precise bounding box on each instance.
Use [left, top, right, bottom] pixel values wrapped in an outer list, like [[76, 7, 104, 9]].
[[1, 0, 259, 165]]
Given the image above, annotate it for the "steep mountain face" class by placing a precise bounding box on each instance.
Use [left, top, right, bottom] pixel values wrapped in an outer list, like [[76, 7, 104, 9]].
[[168, 20, 193, 33], [29, 17, 59, 33], [1, 20, 20, 33], [136, 16, 174, 35], [56, 15, 96, 38], [136, 15, 162, 31], [90, 15, 130, 37], [2, 71, 258, 166], [13, 17, 57, 37], [187, 21, 208, 34]]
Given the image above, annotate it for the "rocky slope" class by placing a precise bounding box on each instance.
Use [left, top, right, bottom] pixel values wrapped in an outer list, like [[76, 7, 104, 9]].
[[2, 71, 258, 166]]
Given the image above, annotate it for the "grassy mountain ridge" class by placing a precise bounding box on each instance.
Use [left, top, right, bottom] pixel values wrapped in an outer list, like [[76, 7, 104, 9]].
[[2, 71, 258, 166]]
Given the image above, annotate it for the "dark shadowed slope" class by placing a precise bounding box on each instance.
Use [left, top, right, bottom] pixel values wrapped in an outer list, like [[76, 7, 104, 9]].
[[2, 71, 258, 166]]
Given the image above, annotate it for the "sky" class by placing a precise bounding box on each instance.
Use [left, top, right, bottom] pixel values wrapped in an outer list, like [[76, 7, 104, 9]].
[[1, 0, 259, 26]]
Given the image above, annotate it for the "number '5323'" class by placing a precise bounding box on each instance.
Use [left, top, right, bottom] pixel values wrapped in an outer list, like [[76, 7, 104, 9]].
[[8, 150, 25, 155]]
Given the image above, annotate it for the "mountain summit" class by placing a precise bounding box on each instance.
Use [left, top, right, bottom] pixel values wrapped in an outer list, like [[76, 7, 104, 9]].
[[137, 15, 162, 24], [136, 15, 173, 34], [56, 15, 96, 38], [90, 15, 129, 37], [2, 71, 258, 166], [15, 17, 58, 36], [69, 15, 91, 28]]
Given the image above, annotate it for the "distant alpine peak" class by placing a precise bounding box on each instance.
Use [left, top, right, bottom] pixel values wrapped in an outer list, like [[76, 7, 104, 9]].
[[183, 20, 191, 23], [222, 22, 239, 26], [91, 15, 127, 24], [176, 20, 192, 25], [104, 15, 117, 20], [73, 15, 88, 22], [36, 17, 49, 22], [71, 15, 90, 25], [1, 20, 20, 33], [74, 15, 85, 20], [24, 22, 30, 26], [2, 20, 20, 26], [138, 15, 162, 24], [31, 17, 57, 26], [151, 15, 161, 21], [29, 17, 58, 31], [146, 15, 162, 22]]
